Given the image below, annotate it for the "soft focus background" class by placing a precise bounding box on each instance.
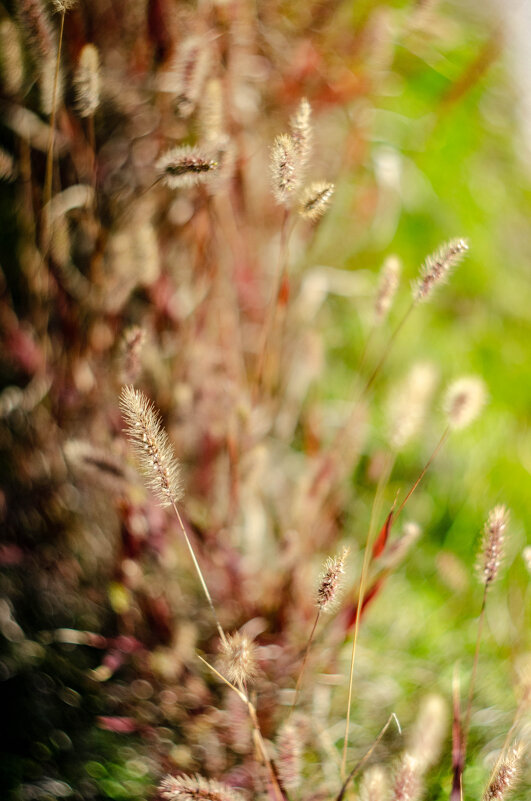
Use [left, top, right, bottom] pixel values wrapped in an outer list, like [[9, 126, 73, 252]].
[[0, 1, 529, 800]]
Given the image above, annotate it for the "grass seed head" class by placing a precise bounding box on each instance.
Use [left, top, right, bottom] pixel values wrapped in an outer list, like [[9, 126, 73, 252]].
[[289, 97, 313, 172], [392, 753, 422, 801], [74, 44, 100, 117], [482, 743, 524, 801], [270, 133, 300, 205], [360, 765, 389, 801], [478, 504, 509, 586], [159, 773, 246, 801], [156, 145, 218, 189], [443, 375, 487, 430], [119, 386, 182, 507], [219, 631, 258, 688], [276, 721, 302, 790], [299, 181, 334, 221], [375, 255, 401, 323], [0, 20, 24, 96], [413, 238, 468, 303], [316, 546, 349, 612]]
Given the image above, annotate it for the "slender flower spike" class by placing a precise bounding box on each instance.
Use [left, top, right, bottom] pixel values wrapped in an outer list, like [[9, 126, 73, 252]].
[[443, 375, 487, 429], [375, 255, 401, 323], [482, 743, 524, 801], [413, 238, 468, 303], [276, 721, 302, 790], [316, 546, 349, 612], [159, 773, 246, 801], [478, 505, 509, 586], [392, 754, 422, 801], [219, 631, 258, 688], [119, 386, 182, 507], [51, 0, 77, 12], [74, 44, 100, 118], [156, 145, 218, 189], [298, 181, 334, 221], [270, 133, 300, 204], [289, 97, 312, 171], [360, 765, 389, 801]]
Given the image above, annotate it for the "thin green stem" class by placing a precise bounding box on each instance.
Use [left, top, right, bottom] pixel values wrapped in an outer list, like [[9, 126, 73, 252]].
[[394, 426, 450, 519]]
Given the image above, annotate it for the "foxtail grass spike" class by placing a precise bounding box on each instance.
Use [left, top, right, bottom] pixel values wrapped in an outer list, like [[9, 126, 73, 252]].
[[316, 547, 349, 612], [119, 386, 183, 507], [299, 181, 334, 221], [219, 631, 258, 688], [159, 773, 246, 801], [443, 375, 487, 429], [482, 743, 524, 801], [375, 255, 401, 323], [156, 145, 218, 189], [478, 505, 509, 586], [413, 238, 468, 303]]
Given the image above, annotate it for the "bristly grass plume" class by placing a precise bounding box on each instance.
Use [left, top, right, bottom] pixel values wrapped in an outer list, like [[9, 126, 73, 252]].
[[299, 181, 334, 221], [413, 238, 468, 303], [478, 505, 509, 586], [119, 385, 182, 507], [159, 774, 246, 801], [156, 145, 218, 189], [443, 375, 487, 429], [316, 546, 349, 612]]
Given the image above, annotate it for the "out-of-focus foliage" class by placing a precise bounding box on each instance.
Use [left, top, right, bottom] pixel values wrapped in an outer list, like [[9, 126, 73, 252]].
[[0, 0, 529, 800]]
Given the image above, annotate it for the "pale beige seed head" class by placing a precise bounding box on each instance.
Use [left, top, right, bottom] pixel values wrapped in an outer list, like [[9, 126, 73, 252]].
[[298, 181, 334, 221], [159, 773, 246, 801], [119, 326, 146, 385], [392, 753, 422, 801], [482, 743, 525, 801], [375, 255, 401, 323], [0, 20, 24, 95], [156, 145, 218, 189], [360, 765, 389, 801], [270, 133, 300, 204], [408, 694, 449, 772], [316, 546, 349, 612], [219, 631, 258, 688], [51, 0, 77, 12], [119, 386, 182, 507], [276, 721, 302, 790], [289, 97, 313, 172], [388, 361, 438, 451], [443, 375, 487, 430], [173, 36, 212, 118], [478, 505, 509, 586], [39, 51, 63, 115], [74, 44, 100, 117], [413, 238, 468, 303]]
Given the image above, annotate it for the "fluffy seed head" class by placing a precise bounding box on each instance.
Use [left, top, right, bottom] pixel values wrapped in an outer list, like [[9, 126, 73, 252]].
[[51, 0, 77, 12], [413, 238, 468, 303], [159, 773, 246, 801], [482, 743, 524, 800], [39, 51, 63, 115], [299, 181, 334, 221], [443, 375, 487, 429], [388, 361, 438, 451], [375, 255, 401, 323], [119, 386, 182, 507], [289, 97, 313, 171], [408, 694, 449, 772], [74, 44, 100, 117], [478, 505, 509, 586], [156, 145, 218, 189], [360, 765, 388, 801], [171, 36, 212, 118], [316, 546, 349, 612], [276, 721, 302, 790], [219, 631, 258, 688], [270, 133, 300, 204], [392, 753, 422, 801], [18, 0, 54, 58], [0, 20, 24, 95]]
